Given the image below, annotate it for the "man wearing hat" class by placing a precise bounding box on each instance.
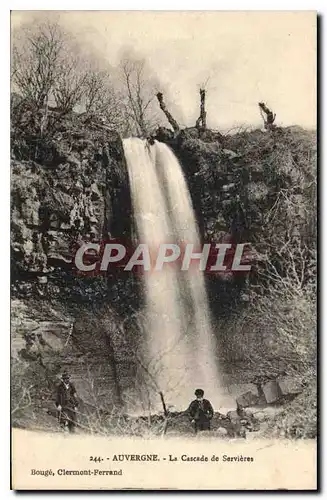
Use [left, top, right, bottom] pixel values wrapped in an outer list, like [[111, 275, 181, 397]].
[[188, 389, 214, 434], [55, 371, 78, 433]]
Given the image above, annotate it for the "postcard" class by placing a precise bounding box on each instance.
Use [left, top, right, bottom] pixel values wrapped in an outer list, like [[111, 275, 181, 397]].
[[10, 10, 317, 490]]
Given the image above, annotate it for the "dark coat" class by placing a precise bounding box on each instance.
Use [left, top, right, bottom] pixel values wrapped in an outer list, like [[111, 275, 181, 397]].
[[56, 381, 78, 411], [188, 398, 214, 422]]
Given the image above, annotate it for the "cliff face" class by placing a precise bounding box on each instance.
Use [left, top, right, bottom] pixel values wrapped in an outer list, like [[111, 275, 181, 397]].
[[11, 107, 132, 296], [11, 108, 136, 427]]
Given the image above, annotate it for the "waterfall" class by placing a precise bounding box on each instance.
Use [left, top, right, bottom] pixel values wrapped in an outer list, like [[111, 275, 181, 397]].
[[122, 138, 220, 412]]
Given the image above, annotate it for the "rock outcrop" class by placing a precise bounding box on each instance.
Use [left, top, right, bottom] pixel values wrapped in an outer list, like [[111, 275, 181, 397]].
[[11, 108, 132, 293]]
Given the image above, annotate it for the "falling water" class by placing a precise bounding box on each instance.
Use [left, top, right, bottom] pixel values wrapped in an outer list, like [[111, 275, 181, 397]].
[[122, 138, 220, 412]]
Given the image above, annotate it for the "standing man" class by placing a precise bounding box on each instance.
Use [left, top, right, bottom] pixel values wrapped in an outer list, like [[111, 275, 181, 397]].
[[55, 371, 78, 433], [188, 389, 214, 434]]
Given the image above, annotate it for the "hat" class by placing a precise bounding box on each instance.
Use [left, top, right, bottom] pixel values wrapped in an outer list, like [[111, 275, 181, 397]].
[[195, 388, 204, 397]]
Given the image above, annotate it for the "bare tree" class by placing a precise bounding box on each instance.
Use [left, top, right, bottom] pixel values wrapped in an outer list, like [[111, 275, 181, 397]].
[[12, 22, 64, 109], [258, 101, 276, 131], [156, 92, 180, 133], [195, 88, 207, 131], [12, 25, 168, 136], [53, 55, 88, 113], [120, 55, 159, 136], [82, 69, 126, 130], [83, 70, 109, 114], [12, 21, 92, 116]]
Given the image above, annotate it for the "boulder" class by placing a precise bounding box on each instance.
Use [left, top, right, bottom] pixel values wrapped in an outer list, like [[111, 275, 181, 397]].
[[227, 383, 259, 398], [227, 410, 239, 423], [36, 321, 72, 351], [253, 411, 266, 423], [241, 409, 260, 432], [262, 380, 280, 404], [215, 427, 228, 437], [223, 411, 244, 438], [236, 391, 259, 408], [277, 376, 302, 397]]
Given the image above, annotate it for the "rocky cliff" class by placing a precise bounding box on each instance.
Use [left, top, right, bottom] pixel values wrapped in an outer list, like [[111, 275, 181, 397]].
[[11, 105, 132, 295]]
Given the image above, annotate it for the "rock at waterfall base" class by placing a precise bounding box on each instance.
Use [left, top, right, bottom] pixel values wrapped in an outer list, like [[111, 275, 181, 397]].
[[236, 391, 259, 408], [253, 411, 266, 423], [262, 380, 280, 404], [277, 376, 302, 397]]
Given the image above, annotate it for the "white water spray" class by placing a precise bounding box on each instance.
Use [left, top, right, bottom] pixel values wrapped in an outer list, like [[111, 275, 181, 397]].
[[123, 138, 220, 412]]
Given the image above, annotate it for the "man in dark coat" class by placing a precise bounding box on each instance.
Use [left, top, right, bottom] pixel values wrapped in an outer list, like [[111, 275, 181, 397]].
[[55, 371, 78, 433], [188, 389, 214, 433]]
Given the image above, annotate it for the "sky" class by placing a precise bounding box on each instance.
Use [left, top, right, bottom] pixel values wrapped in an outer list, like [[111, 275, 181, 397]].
[[11, 11, 317, 130]]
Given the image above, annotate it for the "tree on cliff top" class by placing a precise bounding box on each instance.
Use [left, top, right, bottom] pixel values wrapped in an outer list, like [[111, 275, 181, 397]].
[[119, 53, 162, 137], [12, 20, 177, 137], [12, 20, 124, 124], [12, 21, 64, 109]]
